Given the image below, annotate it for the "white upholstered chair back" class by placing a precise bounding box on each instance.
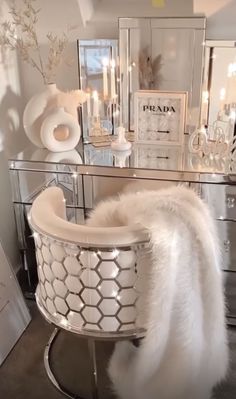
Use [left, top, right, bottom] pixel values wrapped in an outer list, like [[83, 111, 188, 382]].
[[30, 187, 150, 339]]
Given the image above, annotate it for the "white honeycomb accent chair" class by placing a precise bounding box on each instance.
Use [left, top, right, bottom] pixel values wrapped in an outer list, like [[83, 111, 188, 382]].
[[30, 187, 150, 399]]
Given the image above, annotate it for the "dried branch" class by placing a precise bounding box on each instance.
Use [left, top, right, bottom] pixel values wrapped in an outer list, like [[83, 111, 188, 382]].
[[0, 0, 68, 84]]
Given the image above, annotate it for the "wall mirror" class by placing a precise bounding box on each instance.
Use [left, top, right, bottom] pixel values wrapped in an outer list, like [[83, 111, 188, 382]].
[[77, 39, 118, 140], [119, 17, 206, 133], [201, 40, 236, 141]]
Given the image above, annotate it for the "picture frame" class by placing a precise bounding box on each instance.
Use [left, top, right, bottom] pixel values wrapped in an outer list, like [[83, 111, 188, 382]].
[[133, 144, 184, 170], [134, 90, 187, 146]]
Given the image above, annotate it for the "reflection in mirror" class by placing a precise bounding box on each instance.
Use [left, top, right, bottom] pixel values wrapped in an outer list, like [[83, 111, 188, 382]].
[[119, 17, 206, 133], [202, 41, 236, 142], [77, 39, 118, 141]]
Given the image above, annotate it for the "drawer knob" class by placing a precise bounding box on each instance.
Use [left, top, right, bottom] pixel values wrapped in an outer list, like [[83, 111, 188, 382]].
[[223, 240, 231, 252], [227, 197, 235, 208]]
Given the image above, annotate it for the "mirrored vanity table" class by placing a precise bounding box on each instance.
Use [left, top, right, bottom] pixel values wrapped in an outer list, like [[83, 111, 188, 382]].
[[8, 140, 236, 325], [5, 13, 236, 333]]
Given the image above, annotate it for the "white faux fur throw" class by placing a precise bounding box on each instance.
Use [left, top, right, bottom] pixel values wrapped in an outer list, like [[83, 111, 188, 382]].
[[87, 186, 229, 399]]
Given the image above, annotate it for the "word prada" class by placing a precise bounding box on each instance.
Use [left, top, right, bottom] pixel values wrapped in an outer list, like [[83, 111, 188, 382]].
[[143, 105, 176, 113]]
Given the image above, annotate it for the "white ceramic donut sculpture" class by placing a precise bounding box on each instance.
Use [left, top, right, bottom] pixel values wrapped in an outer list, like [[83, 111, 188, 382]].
[[45, 149, 83, 164], [40, 107, 81, 152]]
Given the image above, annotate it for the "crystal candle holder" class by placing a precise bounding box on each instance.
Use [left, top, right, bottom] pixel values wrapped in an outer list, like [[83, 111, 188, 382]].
[[90, 116, 109, 137]]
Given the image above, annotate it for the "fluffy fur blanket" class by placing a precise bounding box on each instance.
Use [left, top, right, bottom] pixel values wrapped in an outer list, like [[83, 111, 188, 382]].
[[87, 186, 229, 399]]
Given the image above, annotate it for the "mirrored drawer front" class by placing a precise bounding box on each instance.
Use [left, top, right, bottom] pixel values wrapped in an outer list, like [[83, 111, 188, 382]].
[[83, 175, 181, 209], [201, 184, 236, 220], [225, 271, 236, 319], [216, 220, 236, 272]]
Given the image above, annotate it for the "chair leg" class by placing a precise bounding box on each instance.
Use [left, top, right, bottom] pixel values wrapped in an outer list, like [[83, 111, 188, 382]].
[[44, 327, 98, 399], [87, 340, 98, 399]]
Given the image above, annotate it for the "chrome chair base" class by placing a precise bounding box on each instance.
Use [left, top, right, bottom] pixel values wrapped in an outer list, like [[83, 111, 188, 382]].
[[44, 328, 98, 399]]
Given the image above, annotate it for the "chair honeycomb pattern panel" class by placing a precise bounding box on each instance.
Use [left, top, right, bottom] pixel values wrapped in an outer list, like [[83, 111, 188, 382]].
[[34, 232, 149, 334]]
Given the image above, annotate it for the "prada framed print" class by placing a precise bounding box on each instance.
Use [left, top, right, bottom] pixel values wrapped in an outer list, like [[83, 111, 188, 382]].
[[134, 90, 187, 145], [133, 144, 183, 170]]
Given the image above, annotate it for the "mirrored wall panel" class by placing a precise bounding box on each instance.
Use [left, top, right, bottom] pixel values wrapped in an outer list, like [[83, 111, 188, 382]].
[[202, 41, 236, 141], [119, 17, 206, 133], [78, 39, 118, 140]]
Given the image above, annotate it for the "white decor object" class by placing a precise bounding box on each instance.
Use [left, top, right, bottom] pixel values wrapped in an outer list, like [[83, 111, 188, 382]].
[[111, 126, 132, 151], [23, 84, 86, 151], [40, 108, 81, 152], [188, 125, 229, 158], [23, 83, 59, 148]]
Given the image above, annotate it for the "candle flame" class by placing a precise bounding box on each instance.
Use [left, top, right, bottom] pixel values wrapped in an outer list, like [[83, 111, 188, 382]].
[[230, 110, 236, 120], [102, 58, 109, 67], [220, 88, 226, 101], [92, 90, 98, 100], [228, 62, 236, 77]]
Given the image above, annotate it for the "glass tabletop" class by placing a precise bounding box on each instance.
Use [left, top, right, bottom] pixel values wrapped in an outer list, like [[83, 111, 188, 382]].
[[8, 139, 236, 183]]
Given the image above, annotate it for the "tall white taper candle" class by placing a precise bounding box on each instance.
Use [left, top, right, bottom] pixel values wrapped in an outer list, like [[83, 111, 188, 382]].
[[86, 91, 91, 116], [110, 59, 116, 100], [102, 58, 109, 98], [92, 90, 99, 117]]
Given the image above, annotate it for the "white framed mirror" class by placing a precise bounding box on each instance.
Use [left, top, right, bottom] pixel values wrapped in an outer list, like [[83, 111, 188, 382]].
[[119, 17, 206, 134], [201, 40, 236, 141]]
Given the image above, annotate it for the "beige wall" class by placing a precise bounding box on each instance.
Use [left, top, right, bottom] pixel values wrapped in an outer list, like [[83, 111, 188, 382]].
[[0, 1, 27, 271], [19, 0, 236, 104], [195, 0, 236, 39]]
